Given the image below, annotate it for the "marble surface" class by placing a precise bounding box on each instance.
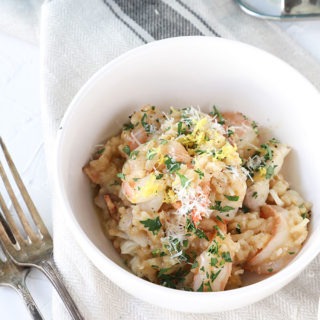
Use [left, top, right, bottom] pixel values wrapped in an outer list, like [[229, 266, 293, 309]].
[[0, 17, 320, 320]]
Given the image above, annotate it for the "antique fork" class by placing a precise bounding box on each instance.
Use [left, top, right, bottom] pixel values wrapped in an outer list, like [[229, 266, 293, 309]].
[[0, 214, 43, 320], [0, 138, 84, 320]]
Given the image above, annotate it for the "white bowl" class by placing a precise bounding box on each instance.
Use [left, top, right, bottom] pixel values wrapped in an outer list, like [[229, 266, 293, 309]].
[[56, 36, 320, 313]]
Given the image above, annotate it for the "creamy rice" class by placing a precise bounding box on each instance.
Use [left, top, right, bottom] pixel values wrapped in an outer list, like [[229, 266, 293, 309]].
[[84, 106, 311, 291]]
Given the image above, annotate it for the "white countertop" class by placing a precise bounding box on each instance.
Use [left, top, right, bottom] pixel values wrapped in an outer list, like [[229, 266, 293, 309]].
[[0, 18, 320, 320]]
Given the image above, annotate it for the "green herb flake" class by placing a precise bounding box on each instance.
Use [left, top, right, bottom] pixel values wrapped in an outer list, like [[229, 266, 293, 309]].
[[288, 251, 296, 255], [242, 205, 250, 213], [196, 282, 204, 292], [116, 173, 125, 180], [160, 139, 168, 145], [208, 240, 219, 255], [186, 218, 208, 241], [183, 239, 189, 247], [141, 113, 152, 133], [210, 106, 225, 125], [210, 269, 221, 282], [267, 268, 273, 273], [140, 217, 162, 235], [123, 122, 134, 131], [164, 155, 181, 173], [224, 195, 239, 201], [194, 168, 204, 179], [177, 173, 191, 188], [210, 201, 234, 212], [146, 149, 157, 160], [210, 257, 218, 267], [191, 260, 199, 269], [261, 143, 273, 161], [227, 129, 234, 137], [155, 173, 164, 180], [195, 149, 206, 155], [96, 147, 105, 155], [152, 249, 160, 256], [236, 223, 241, 234], [129, 150, 139, 159], [266, 165, 276, 179], [221, 251, 232, 262], [252, 191, 258, 199], [122, 145, 131, 156]]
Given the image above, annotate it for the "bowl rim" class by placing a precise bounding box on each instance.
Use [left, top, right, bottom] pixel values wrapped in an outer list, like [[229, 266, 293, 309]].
[[55, 36, 320, 307]]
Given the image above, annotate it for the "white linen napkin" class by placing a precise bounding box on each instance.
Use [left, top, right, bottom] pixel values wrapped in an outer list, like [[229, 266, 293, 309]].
[[40, 1, 320, 319]]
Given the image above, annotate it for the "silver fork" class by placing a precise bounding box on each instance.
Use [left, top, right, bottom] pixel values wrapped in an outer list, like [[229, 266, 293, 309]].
[[0, 214, 43, 320], [0, 138, 84, 320]]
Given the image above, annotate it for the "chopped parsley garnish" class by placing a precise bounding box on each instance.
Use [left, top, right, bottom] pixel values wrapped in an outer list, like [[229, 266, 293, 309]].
[[242, 205, 250, 213], [164, 155, 181, 173], [158, 268, 188, 289], [195, 149, 206, 155], [252, 191, 258, 199], [210, 106, 225, 125], [221, 251, 232, 262], [227, 129, 234, 137], [210, 269, 221, 282], [261, 144, 273, 161], [96, 147, 105, 155], [210, 257, 218, 267], [160, 139, 168, 145], [196, 282, 204, 292], [236, 223, 241, 234], [267, 268, 273, 273], [194, 168, 204, 179], [266, 165, 276, 179], [224, 195, 239, 201], [177, 173, 191, 188], [122, 145, 131, 156], [208, 240, 219, 255], [146, 149, 157, 160], [288, 251, 296, 255], [191, 260, 199, 269], [140, 217, 162, 235], [186, 218, 208, 240], [141, 113, 152, 133], [301, 212, 307, 219], [155, 173, 164, 180], [129, 150, 139, 159], [210, 201, 234, 212], [177, 121, 187, 136], [116, 173, 125, 180], [123, 122, 134, 131]]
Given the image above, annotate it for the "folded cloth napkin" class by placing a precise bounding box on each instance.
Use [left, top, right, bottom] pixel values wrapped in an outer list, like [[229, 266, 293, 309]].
[[40, 1, 320, 319]]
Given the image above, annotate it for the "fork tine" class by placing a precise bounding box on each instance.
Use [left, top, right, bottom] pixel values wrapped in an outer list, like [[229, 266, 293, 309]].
[[0, 210, 17, 244], [0, 161, 37, 242], [0, 138, 49, 236], [0, 215, 19, 256], [0, 192, 24, 244]]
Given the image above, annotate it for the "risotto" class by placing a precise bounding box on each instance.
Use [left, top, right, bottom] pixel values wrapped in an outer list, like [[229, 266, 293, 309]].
[[83, 106, 311, 291]]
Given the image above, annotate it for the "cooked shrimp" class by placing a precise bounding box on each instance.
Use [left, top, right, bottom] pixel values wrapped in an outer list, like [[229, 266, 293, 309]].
[[244, 180, 269, 212], [192, 234, 236, 291], [210, 167, 247, 220], [222, 112, 260, 159], [243, 142, 291, 211], [161, 140, 191, 164], [122, 175, 164, 206], [245, 205, 294, 274]]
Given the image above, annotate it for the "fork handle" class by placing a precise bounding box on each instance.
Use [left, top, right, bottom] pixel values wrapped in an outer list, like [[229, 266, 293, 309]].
[[14, 277, 44, 320], [38, 256, 84, 320]]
